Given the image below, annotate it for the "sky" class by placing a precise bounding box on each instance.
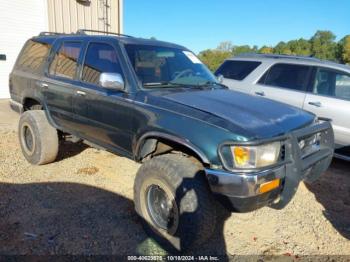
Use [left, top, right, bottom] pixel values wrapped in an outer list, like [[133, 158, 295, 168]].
[[124, 0, 350, 54]]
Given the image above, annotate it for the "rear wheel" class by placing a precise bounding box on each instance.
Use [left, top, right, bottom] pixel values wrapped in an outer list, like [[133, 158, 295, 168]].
[[134, 154, 222, 252], [18, 110, 59, 165]]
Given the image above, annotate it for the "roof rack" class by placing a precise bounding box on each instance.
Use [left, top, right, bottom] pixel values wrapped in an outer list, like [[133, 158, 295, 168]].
[[235, 53, 323, 62], [76, 29, 133, 38], [38, 31, 68, 36]]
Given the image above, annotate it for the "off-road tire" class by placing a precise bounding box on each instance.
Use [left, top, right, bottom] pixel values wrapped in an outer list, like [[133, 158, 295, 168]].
[[18, 110, 59, 165], [134, 153, 221, 252], [30, 104, 43, 110]]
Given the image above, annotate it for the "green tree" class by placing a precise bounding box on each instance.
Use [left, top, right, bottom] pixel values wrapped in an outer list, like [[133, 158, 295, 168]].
[[310, 30, 337, 61], [232, 45, 258, 56], [217, 41, 234, 52], [274, 41, 292, 55], [339, 35, 350, 64], [287, 39, 312, 56], [197, 30, 349, 70], [197, 49, 231, 71], [259, 46, 273, 54]]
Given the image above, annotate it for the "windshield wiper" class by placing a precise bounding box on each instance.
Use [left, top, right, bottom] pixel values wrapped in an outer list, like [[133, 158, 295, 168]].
[[198, 81, 228, 89], [143, 82, 183, 87], [143, 81, 227, 90]]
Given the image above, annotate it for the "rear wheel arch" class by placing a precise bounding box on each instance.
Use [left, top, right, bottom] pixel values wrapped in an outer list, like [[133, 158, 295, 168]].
[[135, 132, 210, 166], [22, 97, 43, 111], [21, 96, 58, 127]]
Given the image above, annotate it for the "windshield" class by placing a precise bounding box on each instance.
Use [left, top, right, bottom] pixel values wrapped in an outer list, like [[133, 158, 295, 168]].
[[125, 44, 218, 88]]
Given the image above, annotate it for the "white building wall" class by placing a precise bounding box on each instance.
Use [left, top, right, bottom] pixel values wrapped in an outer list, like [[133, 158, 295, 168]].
[[47, 0, 123, 34], [0, 0, 123, 99], [0, 0, 48, 98]]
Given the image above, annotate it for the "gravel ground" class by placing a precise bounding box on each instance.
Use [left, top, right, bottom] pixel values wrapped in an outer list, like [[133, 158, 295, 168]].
[[0, 99, 349, 257]]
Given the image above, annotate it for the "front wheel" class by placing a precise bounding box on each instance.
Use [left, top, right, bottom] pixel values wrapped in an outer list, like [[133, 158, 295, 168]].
[[134, 154, 222, 252]]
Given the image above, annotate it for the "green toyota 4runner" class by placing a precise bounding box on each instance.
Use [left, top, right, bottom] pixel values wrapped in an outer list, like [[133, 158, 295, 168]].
[[9, 30, 334, 252]]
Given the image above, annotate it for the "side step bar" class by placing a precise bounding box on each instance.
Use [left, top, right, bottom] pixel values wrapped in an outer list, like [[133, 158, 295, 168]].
[[334, 153, 350, 162]]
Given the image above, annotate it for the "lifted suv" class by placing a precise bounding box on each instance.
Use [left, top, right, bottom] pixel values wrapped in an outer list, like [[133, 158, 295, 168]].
[[10, 30, 334, 252]]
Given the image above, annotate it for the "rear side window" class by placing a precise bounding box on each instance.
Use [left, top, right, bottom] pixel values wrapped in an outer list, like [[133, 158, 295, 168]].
[[82, 42, 122, 85], [258, 63, 312, 91], [215, 60, 261, 80], [49, 41, 82, 80], [16, 39, 51, 73]]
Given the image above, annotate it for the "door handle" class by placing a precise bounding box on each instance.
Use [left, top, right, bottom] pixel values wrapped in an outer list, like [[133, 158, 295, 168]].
[[308, 101, 322, 107], [36, 81, 48, 89], [76, 90, 86, 96], [255, 91, 265, 96], [317, 117, 332, 122]]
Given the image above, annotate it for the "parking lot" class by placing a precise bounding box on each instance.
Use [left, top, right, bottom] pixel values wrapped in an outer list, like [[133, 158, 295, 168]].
[[0, 99, 349, 256]]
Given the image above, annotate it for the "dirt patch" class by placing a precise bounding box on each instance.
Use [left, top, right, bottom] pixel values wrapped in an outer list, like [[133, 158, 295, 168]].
[[0, 100, 349, 256], [76, 166, 100, 175]]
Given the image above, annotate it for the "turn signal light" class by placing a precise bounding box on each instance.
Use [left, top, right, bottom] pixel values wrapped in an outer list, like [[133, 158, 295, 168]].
[[233, 146, 250, 166], [259, 179, 280, 194]]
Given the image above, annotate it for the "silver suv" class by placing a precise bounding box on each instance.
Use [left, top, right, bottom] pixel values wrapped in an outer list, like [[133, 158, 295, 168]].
[[216, 54, 350, 159]]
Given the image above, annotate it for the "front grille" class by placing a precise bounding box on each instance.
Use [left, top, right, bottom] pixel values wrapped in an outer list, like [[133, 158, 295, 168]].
[[279, 144, 286, 161]]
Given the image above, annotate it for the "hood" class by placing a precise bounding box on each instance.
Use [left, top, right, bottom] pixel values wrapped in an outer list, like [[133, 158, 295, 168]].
[[158, 89, 314, 139]]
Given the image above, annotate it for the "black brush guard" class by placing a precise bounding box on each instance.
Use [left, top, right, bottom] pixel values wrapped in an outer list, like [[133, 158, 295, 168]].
[[270, 120, 334, 209]]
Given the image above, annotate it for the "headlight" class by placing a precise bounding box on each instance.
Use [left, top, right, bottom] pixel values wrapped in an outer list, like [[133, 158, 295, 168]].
[[220, 142, 281, 169]]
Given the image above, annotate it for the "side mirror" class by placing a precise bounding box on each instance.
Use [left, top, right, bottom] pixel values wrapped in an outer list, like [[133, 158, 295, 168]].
[[216, 74, 224, 83], [99, 73, 125, 91]]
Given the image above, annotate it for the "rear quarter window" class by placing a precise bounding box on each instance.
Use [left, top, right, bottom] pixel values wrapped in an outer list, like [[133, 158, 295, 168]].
[[15, 39, 52, 74], [313, 67, 350, 101], [215, 60, 261, 80]]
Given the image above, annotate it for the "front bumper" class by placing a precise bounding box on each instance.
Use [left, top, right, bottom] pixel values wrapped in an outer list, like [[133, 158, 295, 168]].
[[206, 120, 334, 212]]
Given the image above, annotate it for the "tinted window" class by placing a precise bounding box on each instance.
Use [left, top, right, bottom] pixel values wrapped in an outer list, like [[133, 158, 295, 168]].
[[82, 43, 122, 85], [125, 44, 216, 87], [16, 40, 51, 73], [313, 68, 350, 100], [259, 63, 312, 91], [215, 60, 261, 80], [49, 42, 82, 80]]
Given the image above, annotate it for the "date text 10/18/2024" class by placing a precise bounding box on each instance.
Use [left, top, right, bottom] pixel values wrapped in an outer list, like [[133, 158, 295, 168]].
[[127, 255, 220, 261]]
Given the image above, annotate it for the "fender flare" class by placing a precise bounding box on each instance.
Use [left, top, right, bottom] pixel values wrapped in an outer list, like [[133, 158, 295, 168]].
[[21, 96, 62, 131], [21, 96, 43, 109], [135, 131, 210, 165]]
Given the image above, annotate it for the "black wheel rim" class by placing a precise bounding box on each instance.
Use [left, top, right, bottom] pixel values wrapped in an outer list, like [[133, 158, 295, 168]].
[[146, 185, 177, 231], [23, 126, 34, 152]]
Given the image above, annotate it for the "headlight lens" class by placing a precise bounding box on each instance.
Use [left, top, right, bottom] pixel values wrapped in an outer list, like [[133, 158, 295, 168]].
[[221, 142, 281, 169]]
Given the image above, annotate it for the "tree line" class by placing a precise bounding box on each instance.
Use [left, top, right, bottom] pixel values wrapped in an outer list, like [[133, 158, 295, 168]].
[[197, 30, 350, 71]]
